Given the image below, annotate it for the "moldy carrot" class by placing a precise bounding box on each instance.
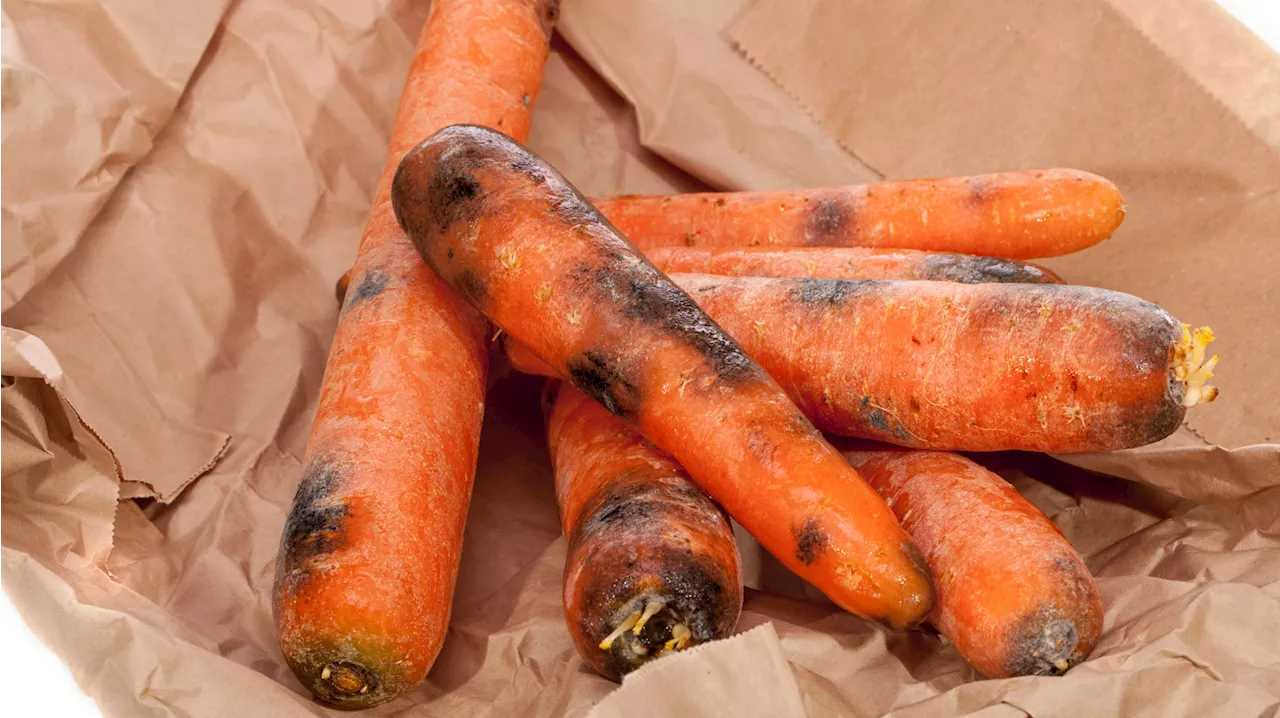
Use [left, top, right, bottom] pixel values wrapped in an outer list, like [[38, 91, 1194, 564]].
[[272, 0, 557, 709], [391, 124, 935, 628]]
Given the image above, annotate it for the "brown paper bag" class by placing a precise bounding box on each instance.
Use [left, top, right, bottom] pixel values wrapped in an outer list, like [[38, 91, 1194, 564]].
[[3, 0, 1278, 715]]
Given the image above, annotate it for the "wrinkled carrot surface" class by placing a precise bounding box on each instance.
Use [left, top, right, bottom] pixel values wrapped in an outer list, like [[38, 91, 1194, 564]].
[[839, 445, 1104, 678], [272, 1, 556, 709], [647, 246, 1063, 284], [547, 382, 742, 680], [392, 125, 935, 628], [504, 275, 1218, 452], [596, 169, 1125, 259]]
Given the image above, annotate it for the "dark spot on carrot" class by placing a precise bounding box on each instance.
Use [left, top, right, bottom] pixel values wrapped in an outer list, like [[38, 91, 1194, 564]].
[[790, 278, 873, 306], [693, 282, 722, 294], [1006, 612, 1080, 677], [510, 156, 546, 183], [546, 182, 599, 228], [967, 179, 993, 207], [278, 461, 350, 594], [909, 397, 922, 412], [454, 269, 489, 304], [344, 268, 389, 309], [714, 198, 727, 207], [391, 140, 486, 244], [911, 336, 922, 345], [446, 248, 454, 260], [867, 409, 890, 432], [567, 350, 640, 418], [921, 254, 1057, 284], [312, 661, 380, 703], [805, 195, 850, 244], [794, 517, 828, 565], [1070, 373, 1079, 393], [587, 259, 756, 382], [497, 118, 504, 127]]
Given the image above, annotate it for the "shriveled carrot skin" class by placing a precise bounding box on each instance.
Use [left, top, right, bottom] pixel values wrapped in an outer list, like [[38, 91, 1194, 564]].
[[507, 275, 1208, 452], [547, 383, 743, 680], [392, 125, 935, 629], [596, 169, 1125, 259], [273, 1, 557, 709], [838, 446, 1104, 678], [647, 247, 1063, 284], [681, 275, 1191, 453]]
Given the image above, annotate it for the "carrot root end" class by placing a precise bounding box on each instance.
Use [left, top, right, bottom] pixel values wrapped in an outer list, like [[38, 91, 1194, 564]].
[[1173, 324, 1220, 407]]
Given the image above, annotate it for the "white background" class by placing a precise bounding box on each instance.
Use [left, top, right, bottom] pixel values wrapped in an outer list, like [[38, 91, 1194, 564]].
[[2, 3, 1276, 717]]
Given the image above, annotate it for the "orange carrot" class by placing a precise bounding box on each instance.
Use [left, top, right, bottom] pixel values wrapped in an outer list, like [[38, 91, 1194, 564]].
[[392, 125, 935, 628], [647, 246, 1063, 284], [502, 275, 1219, 452], [596, 169, 1125, 259], [272, 1, 556, 709], [547, 382, 742, 680], [837, 444, 1104, 678]]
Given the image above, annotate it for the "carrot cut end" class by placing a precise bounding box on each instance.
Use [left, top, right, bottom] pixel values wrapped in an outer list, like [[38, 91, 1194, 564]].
[[1174, 324, 1221, 407]]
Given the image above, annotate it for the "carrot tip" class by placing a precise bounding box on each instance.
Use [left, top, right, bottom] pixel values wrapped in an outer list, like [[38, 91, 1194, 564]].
[[1174, 324, 1220, 407]]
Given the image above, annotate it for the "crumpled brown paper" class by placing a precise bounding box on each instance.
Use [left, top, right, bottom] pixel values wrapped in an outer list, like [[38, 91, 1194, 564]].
[[2, 0, 1278, 715]]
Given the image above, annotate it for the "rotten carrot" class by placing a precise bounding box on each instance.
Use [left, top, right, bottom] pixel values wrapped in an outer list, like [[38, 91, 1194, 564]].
[[595, 169, 1125, 259], [502, 276, 1219, 452], [837, 444, 1104, 678], [391, 125, 935, 628], [547, 382, 743, 680], [647, 246, 1063, 284], [272, 1, 557, 709]]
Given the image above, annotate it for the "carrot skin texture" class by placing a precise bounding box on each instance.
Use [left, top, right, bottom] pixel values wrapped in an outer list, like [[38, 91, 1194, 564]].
[[392, 125, 935, 628], [596, 169, 1125, 259], [647, 246, 1063, 284], [503, 276, 1190, 452], [548, 383, 743, 680], [839, 447, 1104, 677], [272, 1, 556, 709]]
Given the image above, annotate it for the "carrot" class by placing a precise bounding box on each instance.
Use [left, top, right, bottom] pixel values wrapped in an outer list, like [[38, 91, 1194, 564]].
[[502, 275, 1219, 452], [391, 125, 935, 628], [272, 1, 556, 709], [836, 444, 1104, 678], [647, 246, 1063, 284], [547, 382, 743, 680], [595, 169, 1125, 259]]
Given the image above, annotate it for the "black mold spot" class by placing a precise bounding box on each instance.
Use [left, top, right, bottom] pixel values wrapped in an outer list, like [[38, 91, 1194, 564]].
[[567, 350, 640, 417], [345, 268, 390, 309], [867, 409, 890, 432], [805, 195, 850, 244], [1007, 615, 1080, 677], [790, 278, 873, 306], [581, 495, 653, 537], [392, 140, 488, 247], [279, 462, 350, 591], [794, 517, 828, 565], [547, 182, 598, 228], [584, 259, 757, 382], [921, 254, 1049, 284], [510, 156, 546, 183], [454, 269, 489, 304]]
